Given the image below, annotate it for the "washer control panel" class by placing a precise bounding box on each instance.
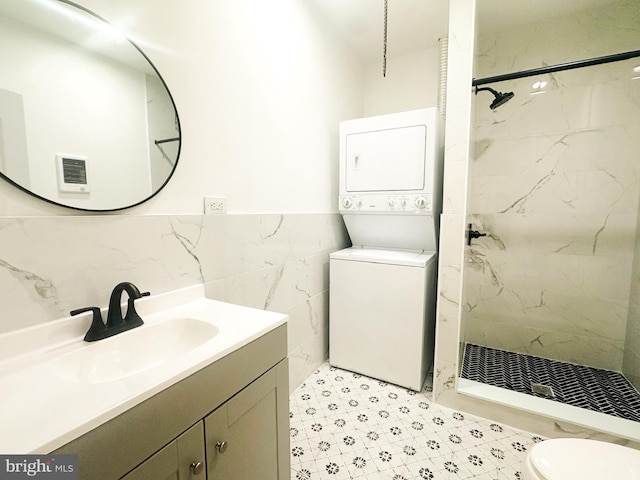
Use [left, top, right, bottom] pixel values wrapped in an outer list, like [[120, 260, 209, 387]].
[[340, 194, 432, 213]]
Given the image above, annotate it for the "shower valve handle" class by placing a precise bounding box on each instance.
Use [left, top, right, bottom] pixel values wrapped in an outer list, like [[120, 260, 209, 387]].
[[467, 224, 487, 245]]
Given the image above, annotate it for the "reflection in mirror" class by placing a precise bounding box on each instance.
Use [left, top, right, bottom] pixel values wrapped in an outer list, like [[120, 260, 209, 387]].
[[460, 0, 640, 431], [0, 0, 180, 211]]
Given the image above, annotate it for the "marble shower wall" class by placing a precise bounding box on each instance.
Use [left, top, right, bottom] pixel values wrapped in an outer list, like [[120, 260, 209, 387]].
[[431, 0, 475, 403], [465, 2, 640, 371], [431, 0, 639, 443], [0, 213, 349, 390]]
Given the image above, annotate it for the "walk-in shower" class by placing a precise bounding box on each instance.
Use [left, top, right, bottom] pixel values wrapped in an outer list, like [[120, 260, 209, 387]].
[[460, 0, 640, 437]]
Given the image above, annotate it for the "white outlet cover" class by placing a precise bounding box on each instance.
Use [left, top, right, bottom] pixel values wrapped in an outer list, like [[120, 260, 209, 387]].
[[203, 196, 227, 214]]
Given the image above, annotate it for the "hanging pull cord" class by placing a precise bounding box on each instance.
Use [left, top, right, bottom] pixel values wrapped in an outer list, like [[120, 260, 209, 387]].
[[383, 0, 388, 77]]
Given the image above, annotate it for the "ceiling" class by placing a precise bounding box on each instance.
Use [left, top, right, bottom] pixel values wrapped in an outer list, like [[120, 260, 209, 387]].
[[308, 0, 449, 64], [308, 0, 618, 65]]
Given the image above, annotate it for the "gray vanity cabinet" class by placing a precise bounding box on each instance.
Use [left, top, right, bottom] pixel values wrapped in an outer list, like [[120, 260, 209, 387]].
[[205, 362, 289, 480], [53, 324, 290, 480], [121, 360, 290, 480], [121, 422, 205, 480]]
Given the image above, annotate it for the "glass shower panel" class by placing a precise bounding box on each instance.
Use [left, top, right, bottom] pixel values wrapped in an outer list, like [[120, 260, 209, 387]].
[[464, 57, 640, 380]]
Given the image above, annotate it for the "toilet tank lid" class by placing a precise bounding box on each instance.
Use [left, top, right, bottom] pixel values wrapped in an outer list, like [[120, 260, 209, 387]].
[[530, 438, 640, 480]]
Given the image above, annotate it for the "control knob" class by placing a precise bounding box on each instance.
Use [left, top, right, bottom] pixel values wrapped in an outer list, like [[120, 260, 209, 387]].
[[415, 196, 428, 209], [342, 197, 353, 209]]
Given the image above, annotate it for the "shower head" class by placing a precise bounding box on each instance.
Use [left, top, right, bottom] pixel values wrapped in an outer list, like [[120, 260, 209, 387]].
[[474, 86, 514, 110]]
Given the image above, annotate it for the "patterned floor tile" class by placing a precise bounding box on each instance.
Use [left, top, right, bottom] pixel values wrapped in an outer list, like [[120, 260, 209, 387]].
[[290, 363, 543, 480]]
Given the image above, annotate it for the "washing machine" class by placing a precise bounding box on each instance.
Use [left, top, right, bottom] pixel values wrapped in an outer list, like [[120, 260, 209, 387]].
[[329, 247, 437, 391], [329, 108, 443, 391]]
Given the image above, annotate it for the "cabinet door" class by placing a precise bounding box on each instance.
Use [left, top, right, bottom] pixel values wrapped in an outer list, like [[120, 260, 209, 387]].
[[121, 421, 205, 480], [205, 361, 289, 480]]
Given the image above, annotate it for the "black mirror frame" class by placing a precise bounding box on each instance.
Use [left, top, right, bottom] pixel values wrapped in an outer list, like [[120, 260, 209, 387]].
[[0, 0, 181, 212]]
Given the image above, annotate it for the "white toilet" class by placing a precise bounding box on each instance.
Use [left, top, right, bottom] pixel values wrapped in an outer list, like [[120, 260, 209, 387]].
[[522, 438, 640, 479]]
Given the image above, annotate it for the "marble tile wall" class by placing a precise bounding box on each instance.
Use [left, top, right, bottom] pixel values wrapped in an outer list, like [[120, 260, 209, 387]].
[[464, 3, 640, 372], [431, 0, 475, 404], [473, 0, 640, 82], [0, 213, 349, 391]]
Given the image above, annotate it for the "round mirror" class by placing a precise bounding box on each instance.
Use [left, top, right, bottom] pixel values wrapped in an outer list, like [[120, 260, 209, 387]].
[[0, 0, 180, 211]]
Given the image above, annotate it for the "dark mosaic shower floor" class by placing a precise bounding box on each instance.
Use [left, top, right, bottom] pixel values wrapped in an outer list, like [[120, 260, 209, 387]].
[[461, 343, 640, 423]]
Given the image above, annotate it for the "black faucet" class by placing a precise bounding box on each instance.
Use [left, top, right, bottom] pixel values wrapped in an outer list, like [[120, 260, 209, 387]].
[[71, 282, 150, 342]]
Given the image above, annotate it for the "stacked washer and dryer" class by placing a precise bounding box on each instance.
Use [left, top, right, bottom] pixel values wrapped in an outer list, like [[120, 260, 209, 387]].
[[329, 108, 444, 392]]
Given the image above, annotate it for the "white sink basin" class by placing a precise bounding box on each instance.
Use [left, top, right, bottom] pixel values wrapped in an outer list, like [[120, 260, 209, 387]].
[[50, 318, 219, 383], [0, 284, 288, 454]]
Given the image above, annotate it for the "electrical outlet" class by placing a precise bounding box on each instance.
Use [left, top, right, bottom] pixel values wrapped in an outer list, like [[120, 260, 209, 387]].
[[204, 196, 227, 214]]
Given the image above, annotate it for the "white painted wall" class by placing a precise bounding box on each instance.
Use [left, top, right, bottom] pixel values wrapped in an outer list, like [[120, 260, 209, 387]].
[[0, 0, 364, 216], [363, 47, 442, 117]]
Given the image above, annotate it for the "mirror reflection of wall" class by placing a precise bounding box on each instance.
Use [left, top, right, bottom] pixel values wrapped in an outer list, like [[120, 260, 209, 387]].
[[0, 0, 180, 211], [146, 75, 179, 192], [0, 88, 30, 188]]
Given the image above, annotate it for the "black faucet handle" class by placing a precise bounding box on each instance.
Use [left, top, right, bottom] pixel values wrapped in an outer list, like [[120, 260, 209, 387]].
[[70, 306, 102, 318], [71, 306, 107, 342]]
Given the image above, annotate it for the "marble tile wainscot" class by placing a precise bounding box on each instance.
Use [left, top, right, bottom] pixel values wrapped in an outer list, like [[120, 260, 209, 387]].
[[0, 213, 350, 391]]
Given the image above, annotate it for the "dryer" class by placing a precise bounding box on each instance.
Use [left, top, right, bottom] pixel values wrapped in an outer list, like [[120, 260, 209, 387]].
[[339, 107, 443, 251], [329, 108, 443, 391]]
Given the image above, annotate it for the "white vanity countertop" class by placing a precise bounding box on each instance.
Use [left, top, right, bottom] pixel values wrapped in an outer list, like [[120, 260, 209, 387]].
[[0, 285, 288, 454]]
